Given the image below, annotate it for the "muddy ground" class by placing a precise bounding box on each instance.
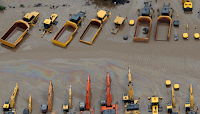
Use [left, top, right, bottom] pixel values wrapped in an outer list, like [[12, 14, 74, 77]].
[[0, 0, 200, 114]]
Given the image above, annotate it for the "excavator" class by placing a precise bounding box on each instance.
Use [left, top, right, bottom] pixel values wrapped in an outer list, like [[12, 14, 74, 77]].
[[122, 68, 140, 114], [185, 84, 198, 114], [3, 83, 18, 114], [101, 72, 117, 114], [182, 0, 193, 11], [148, 92, 163, 114], [41, 80, 53, 114], [167, 87, 179, 114], [79, 75, 94, 114], [23, 94, 32, 114], [63, 85, 72, 113], [40, 14, 58, 38]]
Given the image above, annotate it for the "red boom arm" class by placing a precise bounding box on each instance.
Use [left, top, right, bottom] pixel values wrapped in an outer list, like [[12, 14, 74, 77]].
[[106, 72, 112, 107], [85, 75, 90, 110]]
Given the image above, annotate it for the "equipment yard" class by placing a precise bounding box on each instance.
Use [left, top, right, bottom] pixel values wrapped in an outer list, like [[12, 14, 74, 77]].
[[1, 0, 200, 114]]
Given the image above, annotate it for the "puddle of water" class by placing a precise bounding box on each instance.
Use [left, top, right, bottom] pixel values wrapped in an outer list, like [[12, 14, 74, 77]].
[[135, 23, 149, 38], [156, 23, 170, 41], [81, 24, 100, 43], [57, 27, 75, 43], [6, 27, 25, 44]]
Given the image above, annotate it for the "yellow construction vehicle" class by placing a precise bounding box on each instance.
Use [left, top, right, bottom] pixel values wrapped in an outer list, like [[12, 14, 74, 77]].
[[79, 10, 111, 45], [111, 16, 125, 34], [134, 3, 152, 42], [148, 92, 163, 114], [155, 4, 172, 41], [23, 94, 32, 114], [41, 80, 53, 113], [3, 83, 18, 114], [40, 14, 58, 38], [122, 68, 140, 114], [52, 11, 85, 47], [23, 11, 40, 26], [0, 11, 39, 48], [167, 87, 179, 114], [185, 84, 198, 114], [182, 0, 193, 11], [63, 85, 72, 113]]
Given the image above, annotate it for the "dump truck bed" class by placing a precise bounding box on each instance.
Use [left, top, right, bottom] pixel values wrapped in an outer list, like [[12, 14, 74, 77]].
[[155, 16, 172, 41], [52, 21, 78, 47], [134, 16, 152, 42], [0, 20, 30, 48], [79, 19, 102, 45]]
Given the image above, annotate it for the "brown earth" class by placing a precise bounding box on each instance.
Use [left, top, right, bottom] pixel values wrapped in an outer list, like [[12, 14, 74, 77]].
[[0, 0, 200, 114]]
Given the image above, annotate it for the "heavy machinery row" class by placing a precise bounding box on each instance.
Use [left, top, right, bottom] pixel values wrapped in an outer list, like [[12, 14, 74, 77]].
[[3, 68, 198, 114], [0, 0, 197, 48]]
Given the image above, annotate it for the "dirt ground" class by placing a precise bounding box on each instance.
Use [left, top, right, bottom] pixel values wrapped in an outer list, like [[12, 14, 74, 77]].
[[0, 0, 200, 114]]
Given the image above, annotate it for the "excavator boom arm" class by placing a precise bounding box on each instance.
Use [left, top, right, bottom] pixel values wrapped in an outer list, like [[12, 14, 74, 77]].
[[10, 83, 18, 109], [48, 80, 53, 111], [106, 72, 112, 106], [69, 85, 72, 109], [85, 75, 91, 110], [190, 84, 194, 108], [172, 87, 175, 108], [128, 68, 134, 101], [29, 94, 32, 113]]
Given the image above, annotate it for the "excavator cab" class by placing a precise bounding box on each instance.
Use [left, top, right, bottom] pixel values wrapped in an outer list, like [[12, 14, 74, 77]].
[[3, 102, 10, 111], [79, 102, 86, 111], [23, 108, 29, 114], [63, 103, 69, 112], [185, 101, 190, 112], [43, 19, 53, 30], [167, 103, 172, 113], [41, 104, 48, 113], [100, 97, 107, 106], [184, 1, 193, 11]]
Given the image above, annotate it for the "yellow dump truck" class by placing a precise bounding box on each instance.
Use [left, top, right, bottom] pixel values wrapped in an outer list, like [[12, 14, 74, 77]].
[[52, 11, 85, 47], [79, 10, 111, 45], [155, 4, 172, 41], [134, 4, 152, 42], [0, 11, 40, 48], [0, 20, 30, 48]]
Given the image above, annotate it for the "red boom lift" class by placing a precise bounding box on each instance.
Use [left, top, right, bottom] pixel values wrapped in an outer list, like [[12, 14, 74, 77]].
[[100, 72, 117, 114], [79, 75, 94, 114]]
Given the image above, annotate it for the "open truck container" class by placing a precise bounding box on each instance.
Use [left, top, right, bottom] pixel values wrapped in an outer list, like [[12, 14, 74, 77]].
[[79, 19, 102, 45], [52, 11, 85, 47], [79, 10, 110, 45], [134, 16, 152, 42], [52, 21, 78, 47], [155, 16, 172, 41], [0, 20, 30, 48]]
